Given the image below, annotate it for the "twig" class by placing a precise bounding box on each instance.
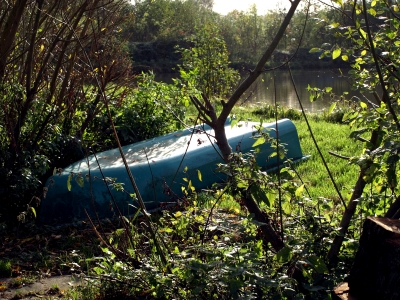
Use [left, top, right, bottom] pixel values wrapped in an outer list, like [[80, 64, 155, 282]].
[[288, 64, 347, 209], [328, 151, 350, 160]]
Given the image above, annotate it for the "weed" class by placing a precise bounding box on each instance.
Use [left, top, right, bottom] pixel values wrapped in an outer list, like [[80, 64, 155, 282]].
[[0, 260, 11, 277]]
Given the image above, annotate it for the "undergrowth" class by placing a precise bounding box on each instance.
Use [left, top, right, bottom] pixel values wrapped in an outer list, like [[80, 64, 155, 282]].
[[0, 111, 362, 300], [58, 116, 360, 299]]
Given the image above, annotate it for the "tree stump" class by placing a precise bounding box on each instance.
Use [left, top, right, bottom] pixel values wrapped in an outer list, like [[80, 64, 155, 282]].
[[347, 216, 400, 300]]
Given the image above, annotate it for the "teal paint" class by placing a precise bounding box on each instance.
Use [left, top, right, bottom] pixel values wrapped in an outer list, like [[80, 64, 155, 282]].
[[40, 119, 305, 224]]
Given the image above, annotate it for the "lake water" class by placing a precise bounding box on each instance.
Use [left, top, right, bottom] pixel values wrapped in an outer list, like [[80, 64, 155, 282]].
[[241, 70, 356, 112], [156, 70, 357, 113]]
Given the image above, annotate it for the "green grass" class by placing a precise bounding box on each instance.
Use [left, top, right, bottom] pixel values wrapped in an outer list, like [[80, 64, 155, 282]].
[[294, 119, 361, 203], [192, 111, 362, 220]]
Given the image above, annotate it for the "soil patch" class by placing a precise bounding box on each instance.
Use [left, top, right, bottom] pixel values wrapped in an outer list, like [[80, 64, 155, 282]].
[[0, 274, 84, 299]]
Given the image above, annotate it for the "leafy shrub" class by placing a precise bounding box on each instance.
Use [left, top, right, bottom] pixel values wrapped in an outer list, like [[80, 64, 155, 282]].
[[86, 72, 187, 149], [176, 23, 240, 101], [0, 260, 11, 277]]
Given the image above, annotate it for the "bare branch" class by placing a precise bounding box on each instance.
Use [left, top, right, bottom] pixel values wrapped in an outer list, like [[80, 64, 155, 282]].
[[218, 0, 302, 126]]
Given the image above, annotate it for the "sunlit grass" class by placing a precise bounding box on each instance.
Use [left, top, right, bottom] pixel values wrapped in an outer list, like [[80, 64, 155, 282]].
[[193, 105, 362, 215], [293, 119, 361, 204]]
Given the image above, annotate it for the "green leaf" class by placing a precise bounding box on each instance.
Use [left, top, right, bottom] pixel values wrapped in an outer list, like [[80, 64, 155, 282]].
[[250, 184, 270, 206], [267, 191, 276, 208], [230, 119, 238, 128], [252, 137, 265, 147], [307, 255, 328, 274], [360, 101, 367, 109], [387, 32, 396, 40], [30, 207, 37, 218], [332, 48, 341, 60], [237, 181, 248, 189], [341, 55, 348, 61], [325, 87, 332, 93], [197, 169, 202, 182], [93, 267, 104, 275], [360, 29, 367, 39], [67, 173, 72, 191], [328, 102, 337, 115], [275, 247, 293, 264], [309, 48, 321, 53], [282, 201, 292, 214], [76, 175, 84, 188], [188, 180, 195, 191], [368, 8, 376, 16], [295, 184, 304, 198]]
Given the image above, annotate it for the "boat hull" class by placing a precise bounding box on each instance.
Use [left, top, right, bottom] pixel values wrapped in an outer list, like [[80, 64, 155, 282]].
[[40, 119, 305, 224]]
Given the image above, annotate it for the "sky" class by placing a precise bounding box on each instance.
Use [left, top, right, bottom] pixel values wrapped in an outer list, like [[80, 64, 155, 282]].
[[212, 0, 292, 15]]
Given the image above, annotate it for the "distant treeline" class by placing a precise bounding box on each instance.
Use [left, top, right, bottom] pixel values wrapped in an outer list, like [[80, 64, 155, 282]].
[[129, 41, 349, 74], [124, 0, 350, 73]]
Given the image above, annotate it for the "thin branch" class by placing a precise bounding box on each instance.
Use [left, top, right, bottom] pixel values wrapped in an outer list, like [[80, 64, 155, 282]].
[[218, 0, 302, 125], [288, 64, 347, 209], [189, 95, 213, 126], [329, 151, 351, 160], [362, 0, 400, 130]]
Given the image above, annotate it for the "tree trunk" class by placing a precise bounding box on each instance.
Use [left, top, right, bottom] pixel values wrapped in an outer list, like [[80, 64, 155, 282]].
[[327, 169, 367, 265], [0, 0, 28, 81], [327, 129, 381, 266], [244, 188, 284, 252], [347, 217, 400, 300], [385, 195, 400, 219]]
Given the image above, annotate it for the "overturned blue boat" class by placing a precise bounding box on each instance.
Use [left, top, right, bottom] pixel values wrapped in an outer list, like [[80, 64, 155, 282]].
[[40, 119, 307, 224]]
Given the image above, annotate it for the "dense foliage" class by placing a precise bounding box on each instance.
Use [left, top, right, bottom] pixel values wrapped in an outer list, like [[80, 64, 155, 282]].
[[126, 0, 346, 70], [0, 0, 187, 223], [2, 0, 400, 299]]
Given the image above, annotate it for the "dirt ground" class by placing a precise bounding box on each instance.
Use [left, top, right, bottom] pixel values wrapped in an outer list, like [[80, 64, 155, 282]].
[[0, 274, 84, 299]]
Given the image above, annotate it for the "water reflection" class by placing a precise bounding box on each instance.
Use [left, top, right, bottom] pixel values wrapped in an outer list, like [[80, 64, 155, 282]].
[[241, 70, 355, 112], [155, 70, 358, 113]]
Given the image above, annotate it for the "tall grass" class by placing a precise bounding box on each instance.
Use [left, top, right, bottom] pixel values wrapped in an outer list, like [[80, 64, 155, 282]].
[[294, 119, 360, 203], [198, 106, 361, 218]]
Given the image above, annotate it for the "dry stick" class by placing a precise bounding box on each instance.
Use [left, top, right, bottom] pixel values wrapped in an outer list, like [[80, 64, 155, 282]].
[[169, 114, 201, 189], [143, 148, 157, 204], [102, 96, 170, 270], [65, 15, 170, 270], [84, 147, 106, 236], [328, 151, 350, 160], [327, 127, 381, 265], [92, 151, 137, 259], [201, 185, 230, 246], [84, 209, 143, 271], [287, 65, 347, 210], [218, 0, 301, 125], [327, 2, 400, 265], [273, 70, 284, 241], [244, 184, 285, 252]]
